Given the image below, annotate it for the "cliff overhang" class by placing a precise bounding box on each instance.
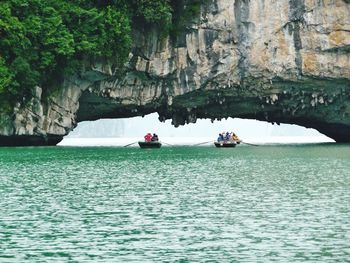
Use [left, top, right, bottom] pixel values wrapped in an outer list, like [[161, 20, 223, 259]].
[[0, 0, 349, 145]]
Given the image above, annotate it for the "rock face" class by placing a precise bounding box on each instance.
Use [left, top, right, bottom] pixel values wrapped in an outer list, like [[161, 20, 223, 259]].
[[1, 0, 350, 145]]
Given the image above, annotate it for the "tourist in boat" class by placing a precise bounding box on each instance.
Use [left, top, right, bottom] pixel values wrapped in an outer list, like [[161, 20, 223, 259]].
[[217, 133, 224, 142], [151, 133, 159, 142], [231, 132, 241, 143], [144, 133, 152, 142], [225, 132, 230, 141]]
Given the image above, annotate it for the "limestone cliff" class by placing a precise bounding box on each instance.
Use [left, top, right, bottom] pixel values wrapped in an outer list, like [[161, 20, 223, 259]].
[[0, 0, 349, 145]]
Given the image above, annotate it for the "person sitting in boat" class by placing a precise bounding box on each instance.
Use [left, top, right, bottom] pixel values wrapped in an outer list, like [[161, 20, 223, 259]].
[[144, 133, 152, 142], [217, 133, 224, 142], [225, 132, 231, 141], [151, 133, 159, 142], [231, 132, 241, 143]]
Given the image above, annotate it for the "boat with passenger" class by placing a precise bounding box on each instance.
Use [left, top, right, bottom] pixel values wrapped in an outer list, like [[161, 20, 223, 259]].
[[139, 133, 161, 148], [214, 141, 237, 148], [215, 131, 241, 148], [138, 141, 162, 148]]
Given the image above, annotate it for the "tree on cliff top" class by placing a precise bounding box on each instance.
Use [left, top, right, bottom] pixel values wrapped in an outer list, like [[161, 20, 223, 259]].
[[0, 0, 202, 106]]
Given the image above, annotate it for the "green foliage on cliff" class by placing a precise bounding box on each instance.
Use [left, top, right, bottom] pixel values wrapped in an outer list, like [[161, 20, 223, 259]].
[[0, 0, 203, 105], [131, 0, 172, 24], [0, 57, 13, 93], [0, 0, 134, 101], [170, 0, 203, 37]]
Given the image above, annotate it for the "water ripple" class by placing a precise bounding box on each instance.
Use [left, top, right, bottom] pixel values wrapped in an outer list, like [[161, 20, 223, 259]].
[[0, 145, 350, 261]]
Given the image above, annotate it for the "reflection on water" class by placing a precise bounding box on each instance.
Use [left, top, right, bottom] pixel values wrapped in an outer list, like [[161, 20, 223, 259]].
[[0, 145, 349, 261]]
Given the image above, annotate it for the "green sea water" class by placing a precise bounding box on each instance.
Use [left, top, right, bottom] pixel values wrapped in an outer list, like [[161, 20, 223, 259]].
[[1, 144, 350, 262]]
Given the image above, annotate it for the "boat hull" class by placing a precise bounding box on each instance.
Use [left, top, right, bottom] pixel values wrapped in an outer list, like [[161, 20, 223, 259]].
[[214, 142, 237, 148], [138, 141, 162, 148]]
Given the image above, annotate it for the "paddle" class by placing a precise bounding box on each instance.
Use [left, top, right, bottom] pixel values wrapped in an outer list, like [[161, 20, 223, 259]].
[[192, 141, 214, 146], [123, 141, 138, 147], [162, 141, 174, 146], [241, 141, 259, 147]]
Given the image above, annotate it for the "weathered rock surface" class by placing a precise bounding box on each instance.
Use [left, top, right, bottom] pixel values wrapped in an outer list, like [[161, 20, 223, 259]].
[[1, 0, 349, 145]]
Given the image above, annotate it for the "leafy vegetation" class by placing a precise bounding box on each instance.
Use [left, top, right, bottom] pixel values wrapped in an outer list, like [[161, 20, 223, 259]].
[[0, 0, 203, 105], [170, 0, 203, 37]]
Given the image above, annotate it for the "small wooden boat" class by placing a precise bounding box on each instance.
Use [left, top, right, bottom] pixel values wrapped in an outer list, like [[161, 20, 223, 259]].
[[138, 141, 162, 148], [214, 141, 237, 148]]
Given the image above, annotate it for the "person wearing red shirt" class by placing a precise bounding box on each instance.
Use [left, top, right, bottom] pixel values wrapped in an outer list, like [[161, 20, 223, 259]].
[[144, 133, 152, 142]]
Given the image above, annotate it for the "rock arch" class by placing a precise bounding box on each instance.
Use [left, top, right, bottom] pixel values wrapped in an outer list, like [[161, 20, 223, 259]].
[[0, 0, 349, 146]]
